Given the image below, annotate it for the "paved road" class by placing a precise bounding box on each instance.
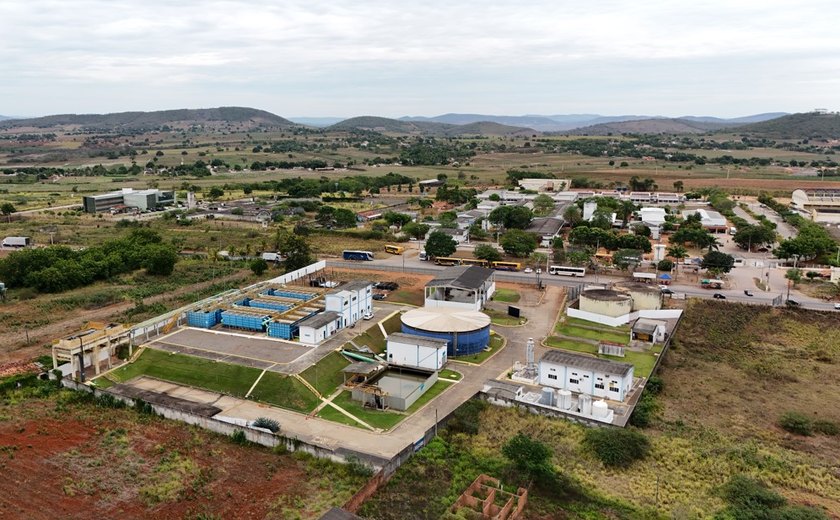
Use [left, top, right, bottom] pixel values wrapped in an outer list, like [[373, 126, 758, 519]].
[[745, 202, 797, 239]]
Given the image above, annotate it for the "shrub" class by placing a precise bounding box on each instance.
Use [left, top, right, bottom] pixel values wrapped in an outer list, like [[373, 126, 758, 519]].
[[813, 420, 839, 436], [231, 429, 248, 445], [252, 417, 280, 433], [345, 455, 374, 478], [584, 428, 650, 467], [628, 392, 658, 428], [721, 474, 786, 512], [779, 412, 813, 436]]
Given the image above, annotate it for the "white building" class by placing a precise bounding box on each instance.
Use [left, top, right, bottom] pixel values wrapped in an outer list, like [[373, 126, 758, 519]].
[[638, 207, 667, 227], [424, 266, 496, 311], [539, 350, 635, 402], [297, 311, 341, 346], [386, 332, 448, 370], [681, 209, 728, 232], [325, 281, 373, 328], [517, 178, 571, 192], [631, 318, 667, 343], [791, 188, 840, 224]]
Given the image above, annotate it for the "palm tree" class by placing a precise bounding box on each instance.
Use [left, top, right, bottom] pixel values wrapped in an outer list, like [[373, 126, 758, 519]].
[[667, 245, 688, 280], [618, 200, 637, 227]]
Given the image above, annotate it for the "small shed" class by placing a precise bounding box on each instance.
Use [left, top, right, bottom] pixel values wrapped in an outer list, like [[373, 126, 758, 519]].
[[632, 318, 667, 343]]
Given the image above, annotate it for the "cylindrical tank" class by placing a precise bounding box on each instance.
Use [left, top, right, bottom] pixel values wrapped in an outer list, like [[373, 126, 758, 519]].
[[401, 308, 491, 356], [558, 389, 572, 410], [618, 283, 662, 311], [579, 290, 633, 317], [578, 393, 592, 415], [540, 387, 555, 407], [592, 400, 609, 418]]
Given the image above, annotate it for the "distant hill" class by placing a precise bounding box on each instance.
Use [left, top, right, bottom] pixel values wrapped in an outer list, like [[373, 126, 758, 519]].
[[0, 115, 15, 121], [402, 113, 561, 132], [681, 112, 786, 124], [0, 107, 297, 130], [328, 116, 533, 136], [732, 112, 840, 139], [288, 117, 345, 127], [566, 118, 740, 135]]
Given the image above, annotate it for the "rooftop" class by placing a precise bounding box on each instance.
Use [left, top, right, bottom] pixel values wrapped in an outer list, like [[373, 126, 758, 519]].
[[581, 289, 631, 302], [526, 217, 564, 236], [633, 318, 666, 334], [387, 332, 449, 350], [426, 265, 494, 290], [298, 311, 340, 329], [341, 361, 384, 376], [540, 350, 634, 377], [333, 280, 372, 293]]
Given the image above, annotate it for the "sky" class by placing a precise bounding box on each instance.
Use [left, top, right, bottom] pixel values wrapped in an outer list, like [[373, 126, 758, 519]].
[[1, 0, 839, 118]]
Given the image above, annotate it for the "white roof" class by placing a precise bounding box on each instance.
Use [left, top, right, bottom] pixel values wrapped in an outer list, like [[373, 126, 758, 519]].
[[401, 307, 491, 332], [639, 207, 667, 225]]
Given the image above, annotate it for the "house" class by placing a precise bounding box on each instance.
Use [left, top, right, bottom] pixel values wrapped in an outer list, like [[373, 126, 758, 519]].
[[355, 209, 382, 222], [297, 311, 341, 346], [638, 207, 667, 227], [538, 350, 635, 402], [425, 266, 496, 311], [631, 318, 667, 343], [386, 332, 448, 370], [527, 217, 564, 246], [681, 209, 728, 232], [325, 281, 373, 328]]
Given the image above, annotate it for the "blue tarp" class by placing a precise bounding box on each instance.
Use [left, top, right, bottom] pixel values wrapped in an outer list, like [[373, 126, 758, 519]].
[[658, 273, 672, 279]]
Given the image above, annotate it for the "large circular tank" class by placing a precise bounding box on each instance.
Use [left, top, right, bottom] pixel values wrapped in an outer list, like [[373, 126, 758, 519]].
[[579, 289, 633, 317], [617, 283, 662, 311], [401, 307, 491, 356]]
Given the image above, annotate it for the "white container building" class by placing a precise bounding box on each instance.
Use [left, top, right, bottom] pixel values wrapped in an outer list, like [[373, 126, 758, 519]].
[[386, 332, 448, 371]]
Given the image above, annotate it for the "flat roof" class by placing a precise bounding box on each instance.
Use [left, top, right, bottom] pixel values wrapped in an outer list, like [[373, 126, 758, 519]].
[[298, 311, 340, 329], [336, 280, 372, 292], [342, 361, 383, 375], [633, 318, 666, 334], [527, 217, 563, 235], [426, 265, 493, 290], [541, 350, 634, 377], [401, 307, 491, 332], [387, 332, 448, 349], [581, 289, 631, 302]]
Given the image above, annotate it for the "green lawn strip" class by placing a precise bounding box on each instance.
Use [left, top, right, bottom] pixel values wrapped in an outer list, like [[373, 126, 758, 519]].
[[563, 317, 631, 333], [403, 381, 449, 414], [300, 351, 351, 396], [484, 309, 526, 326], [354, 325, 387, 353], [109, 349, 258, 397], [387, 289, 424, 306], [249, 372, 320, 413], [324, 390, 404, 430], [546, 337, 656, 378], [557, 325, 629, 344], [316, 402, 367, 428], [492, 288, 520, 303], [452, 335, 503, 364], [91, 376, 115, 389], [439, 369, 462, 381], [381, 312, 403, 334]]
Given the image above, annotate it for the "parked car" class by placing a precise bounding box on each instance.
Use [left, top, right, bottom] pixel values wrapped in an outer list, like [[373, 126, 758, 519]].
[[523, 267, 533, 273], [658, 284, 669, 290], [834, 302, 840, 310], [785, 299, 801, 307], [660, 288, 674, 295], [375, 282, 399, 291], [363, 312, 374, 320], [713, 293, 727, 299], [744, 290, 754, 297], [372, 293, 386, 301]]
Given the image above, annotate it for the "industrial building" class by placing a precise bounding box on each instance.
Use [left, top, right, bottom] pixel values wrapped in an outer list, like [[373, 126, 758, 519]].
[[298, 311, 341, 345], [424, 266, 495, 311], [791, 188, 840, 223], [681, 208, 728, 232], [345, 363, 439, 411], [52, 322, 131, 380], [401, 307, 491, 356], [325, 281, 373, 328], [538, 350, 635, 402], [82, 188, 175, 213], [615, 283, 663, 311], [386, 332, 448, 371]]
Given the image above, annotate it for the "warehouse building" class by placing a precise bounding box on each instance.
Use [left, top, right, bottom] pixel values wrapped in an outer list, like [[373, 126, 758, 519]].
[[791, 188, 840, 223], [386, 332, 448, 371], [538, 350, 635, 402], [681, 208, 728, 232], [82, 188, 175, 213], [424, 266, 495, 311]]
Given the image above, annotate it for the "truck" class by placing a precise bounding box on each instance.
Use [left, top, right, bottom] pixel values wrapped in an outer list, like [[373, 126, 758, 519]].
[[261, 252, 283, 263], [2, 236, 31, 248]]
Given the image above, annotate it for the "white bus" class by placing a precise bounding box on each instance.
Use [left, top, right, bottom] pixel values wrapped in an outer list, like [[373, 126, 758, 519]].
[[549, 265, 586, 277]]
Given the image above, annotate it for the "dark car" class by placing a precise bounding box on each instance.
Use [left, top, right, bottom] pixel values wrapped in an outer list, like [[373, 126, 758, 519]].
[[713, 293, 727, 299], [372, 293, 386, 301], [744, 290, 754, 297], [375, 282, 399, 291], [660, 288, 674, 295], [785, 299, 801, 307]]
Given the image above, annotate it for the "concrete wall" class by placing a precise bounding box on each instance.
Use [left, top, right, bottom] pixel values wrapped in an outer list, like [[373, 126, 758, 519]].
[[568, 307, 682, 327], [579, 295, 633, 317]]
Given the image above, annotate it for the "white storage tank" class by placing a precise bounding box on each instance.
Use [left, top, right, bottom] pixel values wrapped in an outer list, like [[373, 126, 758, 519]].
[[558, 389, 572, 410], [617, 283, 663, 311], [540, 387, 555, 407], [578, 393, 592, 416], [592, 400, 609, 419], [579, 290, 633, 317]]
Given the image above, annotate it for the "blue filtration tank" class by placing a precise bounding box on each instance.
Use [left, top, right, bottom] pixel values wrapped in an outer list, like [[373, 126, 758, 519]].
[[400, 308, 491, 357], [186, 309, 221, 328]]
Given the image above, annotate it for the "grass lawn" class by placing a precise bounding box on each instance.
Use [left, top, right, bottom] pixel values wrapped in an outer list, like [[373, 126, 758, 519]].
[[546, 336, 658, 378], [452, 334, 504, 364], [438, 369, 462, 381], [316, 402, 364, 428], [249, 372, 320, 413], [545, 337, 598, 354], [109, 348, 260, 397], [300, 351, 351, 396], [484, 309, 527, 327], [387, 289, 424, 307], [492, 288, 520, 303], [556, 324, 629, 344], [91, 376, 115, 388], [319, 381, 451, 430], [381, 311, 403, 334], [564, 317, 631, 333], [352, 324, 387, 353]]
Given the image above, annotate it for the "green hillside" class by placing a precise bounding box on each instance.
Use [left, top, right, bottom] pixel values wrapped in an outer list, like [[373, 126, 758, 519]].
[[328, 116, 533, 136], [732, 112, 840, 139]]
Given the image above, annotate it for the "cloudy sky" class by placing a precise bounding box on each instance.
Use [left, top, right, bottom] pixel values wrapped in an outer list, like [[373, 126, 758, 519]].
[[1, 0, 838, 118]]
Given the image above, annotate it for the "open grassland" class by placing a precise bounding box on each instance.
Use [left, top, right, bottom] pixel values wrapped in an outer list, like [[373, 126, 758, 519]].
[[300, 350, 351, 396], [0, 382, 367, 519]]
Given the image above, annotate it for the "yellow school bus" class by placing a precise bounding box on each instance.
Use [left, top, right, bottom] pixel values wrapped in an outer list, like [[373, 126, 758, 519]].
[[461, 258, 490, 268], [384, 244, 405, 255], [491, 261, 522, 271], [434, 257, 462, 266]]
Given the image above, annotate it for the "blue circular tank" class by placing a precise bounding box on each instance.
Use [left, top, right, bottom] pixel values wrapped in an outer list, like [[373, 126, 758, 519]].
[[400, 324, 490, 357]]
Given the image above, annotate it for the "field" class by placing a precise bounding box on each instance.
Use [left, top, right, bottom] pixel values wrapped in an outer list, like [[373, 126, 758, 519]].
[[360, 301, 840, 518], [0, 382, 368, 519]]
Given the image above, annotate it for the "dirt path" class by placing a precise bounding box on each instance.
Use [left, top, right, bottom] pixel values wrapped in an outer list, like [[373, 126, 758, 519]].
[[0, 271, 250, 364]]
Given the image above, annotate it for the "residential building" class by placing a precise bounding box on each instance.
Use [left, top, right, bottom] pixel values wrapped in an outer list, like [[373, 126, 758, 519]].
[[538, 350, 635, 402], [424, 265, 496, 311], [325, 281, 373, 328], [527, 217, 564, 246], [681, 208, 728, 232], [386, 332, 448, 370]]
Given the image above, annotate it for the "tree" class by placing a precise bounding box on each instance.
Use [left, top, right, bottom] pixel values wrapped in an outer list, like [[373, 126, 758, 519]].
[[474, 244, 501, 262], [632, 223, 651, 237], [425, 231, 457, 258], [733, 224, 776, 251], [1, 202, 16, 222], [402, 222, 430, 240], [250, 258, 269, 276], [488, 193, 501, 202], [502, 433, 555, 480], [333, 208, 357, 229], [489, 205, 533, 230], [144, 245, 179, 276], [701, 250, 735, 274], [785, 267, 802, 286], [613, 249, 642, 270], [673, 180, 684, 192], [384, 211, 412, 228], [667, 245, 688, 261], [563, 204, 583, 226], [278, 233, 313, 272], [316, 205, 335, 226], [207, 186, 224, 200], [617, 200, 637, 227], [532, 194, 555, 216], [584, 428, 650, 467], [500, 229, 538, 257], [657, 259, 674, 272]]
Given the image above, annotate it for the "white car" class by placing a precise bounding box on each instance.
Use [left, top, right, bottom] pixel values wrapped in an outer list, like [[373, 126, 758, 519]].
[[524, 267, 533, 273], [834, 303, 840, 310], [363, 312, 374, 320]]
